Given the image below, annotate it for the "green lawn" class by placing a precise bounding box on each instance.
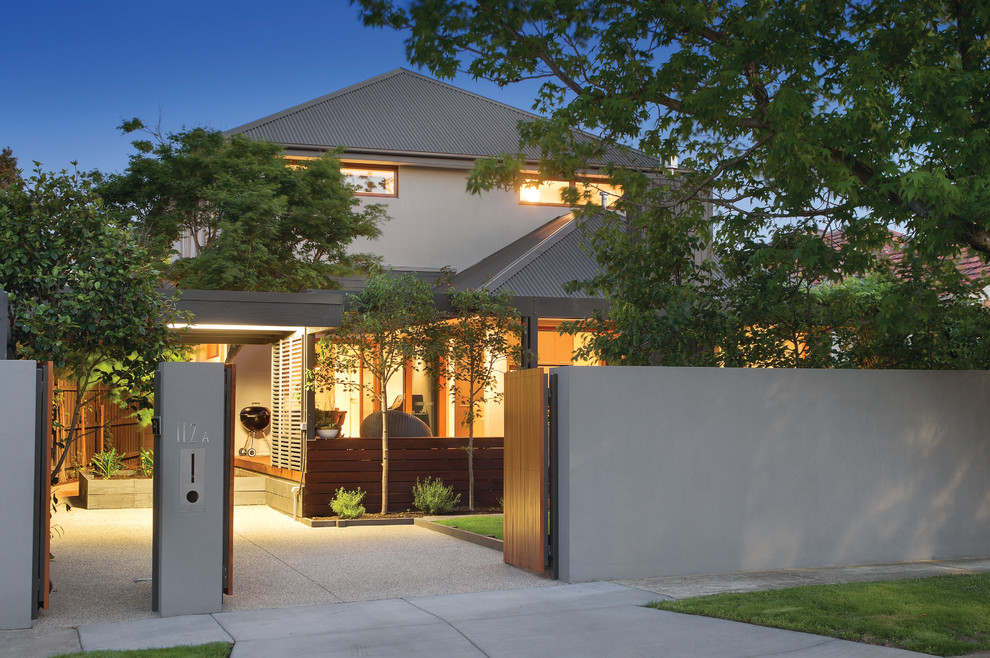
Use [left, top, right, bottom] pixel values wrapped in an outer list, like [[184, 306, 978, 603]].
[[53, 642, 232, 658], [434, 515, 503, 540], [650, 573, 990, 656]]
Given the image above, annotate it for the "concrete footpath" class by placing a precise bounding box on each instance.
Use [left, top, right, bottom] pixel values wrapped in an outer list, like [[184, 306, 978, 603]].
[[5, 505, 990, 656], [6, 581, 925, 657]]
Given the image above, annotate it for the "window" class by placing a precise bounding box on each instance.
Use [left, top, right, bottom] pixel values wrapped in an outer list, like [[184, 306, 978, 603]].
[[342, 165, 397, 197], [519, 178, 622, 207]]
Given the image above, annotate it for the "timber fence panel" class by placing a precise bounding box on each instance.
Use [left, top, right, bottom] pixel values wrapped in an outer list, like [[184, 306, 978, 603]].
[[302, 436, 503, 516]]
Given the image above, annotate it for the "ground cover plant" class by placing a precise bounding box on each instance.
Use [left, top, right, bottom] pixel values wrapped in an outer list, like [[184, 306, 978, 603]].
[[53, 641, 231, 657], [329, 487, 366, 519], [412, 476, 460, 514], [138, 448, 154, 478], [89, 446, 126, 479], [650, 573, 990, 656], [434, 515, 503, 541]]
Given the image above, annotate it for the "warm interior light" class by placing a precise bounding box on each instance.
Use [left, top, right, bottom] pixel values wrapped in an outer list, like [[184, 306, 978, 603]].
[[520, 184, 542, 203], [168, 323, 310, 333]]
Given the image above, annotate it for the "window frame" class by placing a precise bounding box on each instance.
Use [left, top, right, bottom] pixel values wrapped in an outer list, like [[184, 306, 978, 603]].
[[517, 177, 621, 207], [341, 163, 399, 198]]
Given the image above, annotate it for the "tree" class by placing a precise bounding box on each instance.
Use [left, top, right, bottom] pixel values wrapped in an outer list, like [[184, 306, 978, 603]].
[[0, 147, 19, 189], [100, 120, 388, 362], [0, 164, 187, 476], [310, 272, 437, 513], [357, 0, 990, 365], [433, 289, 522, 510], [101, 121, 387, 290]]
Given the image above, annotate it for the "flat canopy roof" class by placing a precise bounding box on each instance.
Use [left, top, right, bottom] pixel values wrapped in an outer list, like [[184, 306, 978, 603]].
[[166, 284, 608, 345], [167, 289, 344, 344]]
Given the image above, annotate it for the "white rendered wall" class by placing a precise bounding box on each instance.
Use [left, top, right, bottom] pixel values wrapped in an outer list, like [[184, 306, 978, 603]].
[[232, 345, 271, 456], [349, 166, 567, 271], [0, 361, 38, 629], [554, 366, 990, 583]]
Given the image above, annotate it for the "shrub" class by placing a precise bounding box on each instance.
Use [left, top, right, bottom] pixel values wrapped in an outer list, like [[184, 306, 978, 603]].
[[139, 447, 154, 478], [412, 476, 461, 514], [330, 487, 366, 519], [91, 446, 125, 479]]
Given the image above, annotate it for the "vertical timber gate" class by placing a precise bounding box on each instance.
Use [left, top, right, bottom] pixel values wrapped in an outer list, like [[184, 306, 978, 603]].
[[503, 368, 556, 576], [34, 362, 52, 616]]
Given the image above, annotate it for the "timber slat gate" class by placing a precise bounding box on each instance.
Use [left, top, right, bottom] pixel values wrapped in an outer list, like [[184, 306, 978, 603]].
[[503, 368, 550, 574], [303, 436, 503, 516]]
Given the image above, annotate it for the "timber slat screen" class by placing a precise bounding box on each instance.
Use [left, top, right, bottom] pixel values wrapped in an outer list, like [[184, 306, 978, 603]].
[[503, 368, 548, 574], [303, 437, 503, 516], [53, 384, 153, 479]]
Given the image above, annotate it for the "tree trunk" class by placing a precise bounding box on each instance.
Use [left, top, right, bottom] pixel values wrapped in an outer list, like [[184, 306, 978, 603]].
[[225, 343, 243, 364], [380, 408, 389, 514], [380, 385, 389, 514], [467, 417, 475, 512]]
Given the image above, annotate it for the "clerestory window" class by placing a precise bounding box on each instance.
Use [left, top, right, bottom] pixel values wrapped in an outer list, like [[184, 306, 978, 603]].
[[518, 178, 622, 207]]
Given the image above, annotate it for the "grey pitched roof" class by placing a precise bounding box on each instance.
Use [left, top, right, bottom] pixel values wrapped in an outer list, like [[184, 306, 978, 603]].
[[452, 212, 607, 298], [226, 69, 661, 168]]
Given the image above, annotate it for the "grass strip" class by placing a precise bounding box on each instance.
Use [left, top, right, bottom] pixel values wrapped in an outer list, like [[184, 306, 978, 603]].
[[649, 573, 990, 656], [53, 641, 232, 657], [434, 515, 503, 540]]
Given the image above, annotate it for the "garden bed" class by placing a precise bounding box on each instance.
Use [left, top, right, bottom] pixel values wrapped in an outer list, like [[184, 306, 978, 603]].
[[79, 470, 152, 509], [414, 517, 503, 551]]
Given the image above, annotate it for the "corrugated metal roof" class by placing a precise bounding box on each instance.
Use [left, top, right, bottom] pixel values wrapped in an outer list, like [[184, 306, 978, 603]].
[[226, 69, 661, 169], [452, 211, 607, 298]]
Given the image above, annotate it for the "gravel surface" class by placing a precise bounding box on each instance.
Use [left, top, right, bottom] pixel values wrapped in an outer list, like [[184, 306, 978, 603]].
[[36, 504, 554, 630]]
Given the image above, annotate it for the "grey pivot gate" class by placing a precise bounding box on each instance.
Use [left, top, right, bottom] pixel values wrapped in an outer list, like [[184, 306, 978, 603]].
[[152, 362, 233, 617], [0, 361, 52, 629]]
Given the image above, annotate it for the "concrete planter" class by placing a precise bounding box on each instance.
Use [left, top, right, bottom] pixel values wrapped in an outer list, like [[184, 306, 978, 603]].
[[79, 470, 152, 509]]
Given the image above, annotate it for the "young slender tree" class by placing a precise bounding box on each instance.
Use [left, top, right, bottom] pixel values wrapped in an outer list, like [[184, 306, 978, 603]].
[[0, 164, 186, 476], [311, 272, 436, 513], [435, 289, 523, 511]]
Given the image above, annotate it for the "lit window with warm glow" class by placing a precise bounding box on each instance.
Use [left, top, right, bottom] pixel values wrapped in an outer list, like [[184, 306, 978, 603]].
[[519, 178, 622, 207], [342, 166, 397, 196], [518, 180, 571, 205], [578, 181, 623, 207]]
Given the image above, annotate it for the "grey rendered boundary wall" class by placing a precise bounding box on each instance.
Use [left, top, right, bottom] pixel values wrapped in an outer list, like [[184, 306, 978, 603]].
[[0, 361, 38, 628], [553, 366, 990, 583]]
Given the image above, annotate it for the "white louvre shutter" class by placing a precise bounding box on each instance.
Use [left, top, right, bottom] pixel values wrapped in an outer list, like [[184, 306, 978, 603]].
[[270, 335, 304, 470]]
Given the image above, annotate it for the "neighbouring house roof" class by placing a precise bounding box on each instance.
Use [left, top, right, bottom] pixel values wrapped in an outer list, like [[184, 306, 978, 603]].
[[823, 230, 990, 284], [225, 68, 662, 169], [452, 211, 606, 299]]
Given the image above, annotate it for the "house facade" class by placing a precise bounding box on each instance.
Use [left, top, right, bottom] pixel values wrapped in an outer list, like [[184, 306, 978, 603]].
[[222, 68, 649, 271], [171, 69, 664, 513]]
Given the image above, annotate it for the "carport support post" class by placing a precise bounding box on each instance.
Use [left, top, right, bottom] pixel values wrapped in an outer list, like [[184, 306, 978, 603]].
[[521, 316, 539, 369]]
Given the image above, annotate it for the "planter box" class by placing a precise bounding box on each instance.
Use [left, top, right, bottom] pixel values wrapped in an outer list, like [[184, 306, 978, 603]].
[[79, 470, 152, 509], [79, 472, 266, 509]]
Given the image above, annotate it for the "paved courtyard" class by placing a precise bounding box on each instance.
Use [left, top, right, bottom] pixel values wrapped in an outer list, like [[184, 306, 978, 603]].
[[38, 504, 554, 630]]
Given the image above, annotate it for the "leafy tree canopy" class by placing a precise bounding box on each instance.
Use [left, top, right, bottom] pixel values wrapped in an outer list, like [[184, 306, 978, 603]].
[[1, 164, 187, 472], [0, 147, 20, 189], [358, 0, 990, 368], [358, 0, 990, 259], [99, 120, 388, 292]]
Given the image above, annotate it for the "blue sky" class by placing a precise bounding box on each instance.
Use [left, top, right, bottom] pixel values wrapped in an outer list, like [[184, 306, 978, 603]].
[[1, 1, 545, 176]]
